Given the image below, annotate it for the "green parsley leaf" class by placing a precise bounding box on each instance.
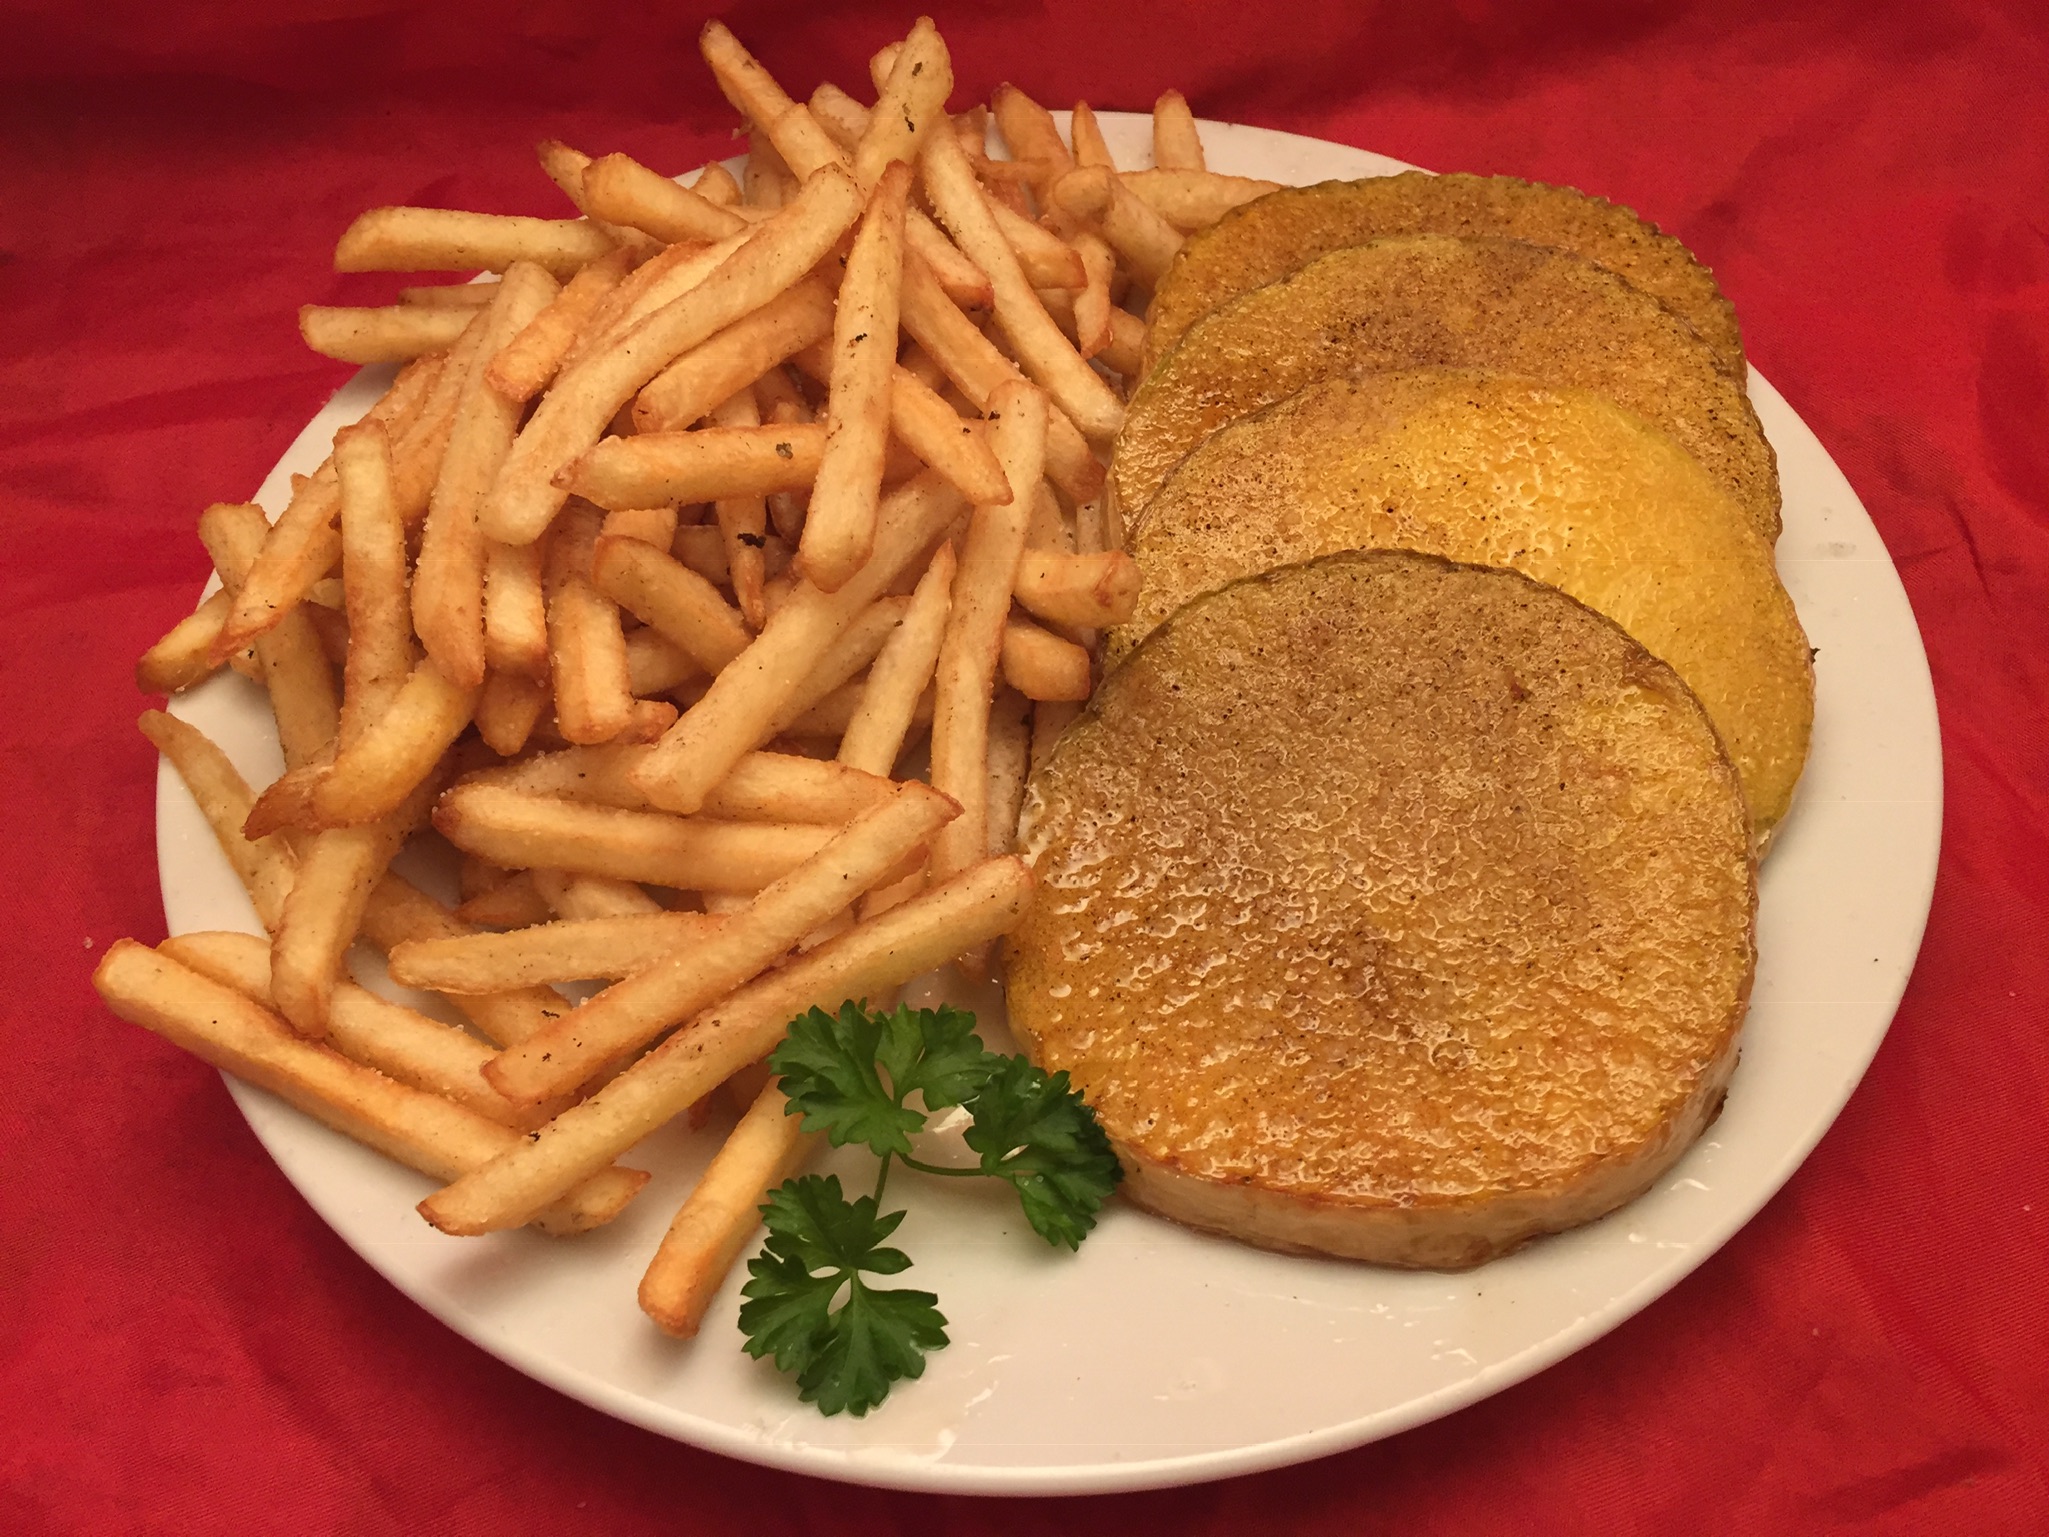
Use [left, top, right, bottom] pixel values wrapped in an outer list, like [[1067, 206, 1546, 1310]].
[[962, 1056, 1124, 1249], [874, 1000, 1000, 1112], [772, 1002, 925, 1156], [739, 1175, 949, 1417]]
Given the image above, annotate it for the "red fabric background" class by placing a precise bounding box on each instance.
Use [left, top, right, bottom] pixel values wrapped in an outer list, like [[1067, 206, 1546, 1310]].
[[4, 0, 2046, 1530]]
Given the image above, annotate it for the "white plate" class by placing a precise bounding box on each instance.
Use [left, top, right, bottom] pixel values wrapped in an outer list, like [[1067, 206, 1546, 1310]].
[[155, 116, 1942, 1495]]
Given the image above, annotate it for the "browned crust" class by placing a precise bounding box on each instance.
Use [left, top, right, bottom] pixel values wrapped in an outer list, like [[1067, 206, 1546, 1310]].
[[1143, 171, 1744, 378]]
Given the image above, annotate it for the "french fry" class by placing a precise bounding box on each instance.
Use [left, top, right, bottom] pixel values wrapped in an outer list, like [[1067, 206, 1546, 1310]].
[[433, 782, 833, 893], [389, 911, 724, 993], [1152, 89, 1206, 170], [483, 537, 550, 679], [626, 627, 702, 696], [400, 281, 498, 308], [986, 687, 1031, 856], [701, 387, 772, 629], [299, 304, 474, 364], [743, 130, 796, 208], [897, 254, 1105, 504], [1068, 101, 1115, 170], [478, 163, 865, 547], [1048, 165, 1185, 287], [590, 534, 752, 674], [853, 16, 954, 190], [137, 588, 238, 695], [1013, 548, 1142, 629], [485, 779, 959, 1104], [334, 207, 617, 277], [545, 501, 636, 745], [582, 151, 752, 244], [558, 233, 743, 377], [531, 868, 665, 920], [531, 139, 661, 255], [197, 501, 341, 772], [632, 278, 836, 434], [991, 82, 1074, 204], [560, 423, 825, 509], [416, 854, 1033, 1235], [625, 470, 965, 814], [163, 930, 549, 1131], [465, 743, 894, 824], [139, 709, 296, 932], [838, 543, 954, 776], [358, 874, 570, 1045], [787, 677, 934, 741], [987, 195, 1088, 290], [1119, 167, 1280, 230], [801, 163, 912, 592], [602, 506, 680, 547], [1070, 231, 1117, 360], [474, 668, 548, 756], [1001, 615, 1093, 702], [919, 125, 1124, 443], [930, 380, 1046, 889], [333, 422, 414, 746], [809, 81, 869, 153], [453, 870, 555, 929], [270, 770, 438, 1037], [765, 594, 913, 737], [639, 1078, 816, 1337], [93, 941, 641, 1235], [302, 656, 477, 826], [700, 19, 991, 310], [693, 162, 742, 205], [487, 246, 638, 404], [216, 336, 461, 656]]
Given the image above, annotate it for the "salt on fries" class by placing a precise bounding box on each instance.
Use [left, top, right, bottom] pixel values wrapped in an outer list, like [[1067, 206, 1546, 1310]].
[[100, 16, 1227, 1347]]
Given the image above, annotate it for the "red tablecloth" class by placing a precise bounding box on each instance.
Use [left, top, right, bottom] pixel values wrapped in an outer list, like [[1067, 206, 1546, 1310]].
[[6, 0, 2046, 1530]]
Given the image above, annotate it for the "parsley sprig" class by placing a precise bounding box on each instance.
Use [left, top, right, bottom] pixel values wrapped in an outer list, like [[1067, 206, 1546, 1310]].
[[737, 1000, 1121, 1416]]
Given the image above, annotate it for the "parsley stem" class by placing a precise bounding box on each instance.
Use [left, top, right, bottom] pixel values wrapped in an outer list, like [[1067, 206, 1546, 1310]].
[[872, 1151, 894, 1205], [897, 1155, 986, 1179]]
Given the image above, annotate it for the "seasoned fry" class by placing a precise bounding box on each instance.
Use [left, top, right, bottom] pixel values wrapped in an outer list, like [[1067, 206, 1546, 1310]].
[[331, 422, 413, 746], [140, 709, 296, 931], [545, 501, 636, 745], [433, 782, 832, 892], [488, 246, 637, 404], [453, 870, 555, 929], [701, 387, 772, 629], [930, 380, 1046, 889], [164, 930, 548, 1130], [897, 254, 1105, 503], [94, 941, 641, 1236], [300, 657, 476, 826], [765, 594, 913, 737], [839, 543, 955, 776], [270, 773, 434, 1037], [626, 626, 701, 695], [334, 207, 616, 277], [358, 874, 569, 1045], [632, 279, 836, 434], [300, 304, 474, 364], [1049, 165, 1184, 286], [987, 196, 1088, 290], [531, 139, 659, 254], [197, 501, 341, 771], [388, 911, 723, 993], [1071, 231, 1117, 360], [693, 162, 742, 205], [561, 423, 825, 509], [400, 281, 499, 308], [1152, 89, 1206, 170], [991, 83, 1074, 203], [475, 668, 548, 756], [582, 151, 751, 244], [485, 779, 958, 1103], [802, 163, 912, 592], [483, 536, 550, 679], [853, 17, 953, 190], [559, 234, 744, 377], [1069, 101, 1115, 170], [1001, 615, 1093, 702], [1013, 548, 1142, 629], [920, 125, 1124, 442], [466, 743, 894, 824], [986, 686, 1031, 856], [417, 854, 1033, 1235], [137, 588, 241, 695], [531, 868, 665, 919], [478, 164, 864, 546], [625, 470, 965, 814], [640, 1078, 816, 1337], [590, 534, 752, 674], [1120, 167, 1280, 230]]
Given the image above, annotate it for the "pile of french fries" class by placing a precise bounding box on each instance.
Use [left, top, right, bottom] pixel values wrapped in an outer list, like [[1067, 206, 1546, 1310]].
[[96, 18, 1282, 1340]]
